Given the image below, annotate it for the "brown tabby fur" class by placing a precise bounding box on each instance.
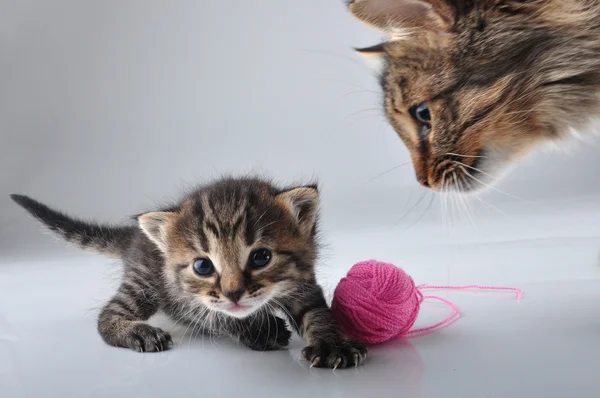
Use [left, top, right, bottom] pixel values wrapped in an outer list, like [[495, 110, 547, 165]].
[[10, 178, 366, 369], [347, 0, 600, 191]]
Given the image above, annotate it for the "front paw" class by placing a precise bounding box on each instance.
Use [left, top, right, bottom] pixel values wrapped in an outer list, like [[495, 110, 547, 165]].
[[123, 323, 173, 352], [301, 339, 367, 369], [240, 316, 291, 351]]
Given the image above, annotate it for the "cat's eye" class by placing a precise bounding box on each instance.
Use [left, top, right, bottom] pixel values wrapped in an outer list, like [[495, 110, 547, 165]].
[[193, 258, 215, 276], [250, 248, 272, 269], [414, 103, 431, 124]]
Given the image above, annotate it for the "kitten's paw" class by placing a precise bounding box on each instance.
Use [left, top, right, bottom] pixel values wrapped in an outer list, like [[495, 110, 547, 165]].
[[240, 316, 291, 351], [124, 323, 173, 353], [301, 339, 367, 369]]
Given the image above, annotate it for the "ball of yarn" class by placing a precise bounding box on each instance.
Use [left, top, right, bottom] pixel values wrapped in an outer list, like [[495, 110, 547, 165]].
[[331, 260, 422, 344]]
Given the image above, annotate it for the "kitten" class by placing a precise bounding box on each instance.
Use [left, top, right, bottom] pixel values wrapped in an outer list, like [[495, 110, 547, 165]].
[[10, 177, 366, 369], [346, 0, 600, 192]]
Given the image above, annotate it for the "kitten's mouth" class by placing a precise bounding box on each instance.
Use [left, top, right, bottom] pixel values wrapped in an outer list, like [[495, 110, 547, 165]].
[[213, 303, 258, 319], [227, 304, 250, 312], [210, 287, 279, 319]]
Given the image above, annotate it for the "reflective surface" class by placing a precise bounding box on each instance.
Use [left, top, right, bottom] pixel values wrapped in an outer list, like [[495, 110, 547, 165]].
[[2, 198, 600, 398]]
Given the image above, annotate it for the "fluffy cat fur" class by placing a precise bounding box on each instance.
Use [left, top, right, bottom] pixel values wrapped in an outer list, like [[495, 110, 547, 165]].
[[346, 0, 600, 192], [10, 177, 366, 369]]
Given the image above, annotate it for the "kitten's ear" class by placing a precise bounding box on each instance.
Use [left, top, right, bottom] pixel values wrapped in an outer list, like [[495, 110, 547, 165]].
[[348, 0, 454, 35], [276, 186, 319, 234], [137, 211, 176, 253]]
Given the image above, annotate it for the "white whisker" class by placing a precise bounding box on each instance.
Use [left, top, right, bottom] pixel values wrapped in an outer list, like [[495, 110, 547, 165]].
[[391, 189, 428, 229], [456, 164, 529, 203], [445, 152, 487, 159]]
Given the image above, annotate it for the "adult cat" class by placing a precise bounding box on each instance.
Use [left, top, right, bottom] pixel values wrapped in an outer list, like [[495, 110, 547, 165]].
[[346, 0, 600, 192]]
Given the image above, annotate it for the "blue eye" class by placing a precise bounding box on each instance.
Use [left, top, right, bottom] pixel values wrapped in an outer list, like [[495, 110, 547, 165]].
[[414, 103, 431, 124], [193, 258, 214, 276], [250, 249, 271, 269]]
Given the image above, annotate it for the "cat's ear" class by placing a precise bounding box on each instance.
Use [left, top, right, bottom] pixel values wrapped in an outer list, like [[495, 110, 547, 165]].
[[137, 211, 177, 253], [276, 186, 319, 235], [355, 43, 387, 72], [348, 0, 454, 35]]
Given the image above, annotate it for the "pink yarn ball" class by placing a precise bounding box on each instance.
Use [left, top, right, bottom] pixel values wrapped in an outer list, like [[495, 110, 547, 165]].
[[331, 260, 422, 344]]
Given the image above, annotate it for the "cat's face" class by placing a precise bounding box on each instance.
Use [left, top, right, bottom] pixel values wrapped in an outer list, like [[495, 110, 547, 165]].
[[349, 0, 600, 192], [138, 179, 318, 319]]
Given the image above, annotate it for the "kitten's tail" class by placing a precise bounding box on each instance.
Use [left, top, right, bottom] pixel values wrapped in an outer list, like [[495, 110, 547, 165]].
[[10, 194, 135, 259]]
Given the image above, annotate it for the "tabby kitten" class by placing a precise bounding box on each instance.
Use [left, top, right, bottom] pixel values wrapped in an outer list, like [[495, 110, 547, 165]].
[[346, 0, 600, 192], [10, 178, 366, 369]]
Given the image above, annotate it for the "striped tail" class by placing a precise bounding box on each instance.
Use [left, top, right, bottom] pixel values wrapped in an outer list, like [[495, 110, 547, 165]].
[[10, 194, 135, 259]]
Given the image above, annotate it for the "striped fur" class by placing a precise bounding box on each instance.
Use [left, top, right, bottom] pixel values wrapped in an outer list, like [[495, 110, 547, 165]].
[[11, 177, 366, 368], [348, 0, 600, 192], [9, 194, 134, 259]]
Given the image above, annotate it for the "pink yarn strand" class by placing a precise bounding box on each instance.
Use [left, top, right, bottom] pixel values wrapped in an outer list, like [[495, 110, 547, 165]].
[[404, 285, 522, 338], [417, 284, 523, 300], [405, 295, 461, 336]]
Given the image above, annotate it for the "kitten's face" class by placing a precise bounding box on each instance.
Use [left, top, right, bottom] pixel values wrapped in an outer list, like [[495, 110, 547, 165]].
[[138, 179, 318, 319], [349, 0, 600, 192]]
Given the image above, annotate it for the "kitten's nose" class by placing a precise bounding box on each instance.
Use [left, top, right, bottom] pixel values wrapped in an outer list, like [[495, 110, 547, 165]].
[[223, 289, 245, 303]]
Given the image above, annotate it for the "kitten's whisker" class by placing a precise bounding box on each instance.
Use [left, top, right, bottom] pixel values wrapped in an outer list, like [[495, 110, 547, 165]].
[[301, 49, 371, 72], [266, 303, 280, 348], [172, 303, 201, 327], [344, 107, 382, 120], [251, 307, 266, 347], [197, 308, 214, 349], [337, 90, 380, 101], [272, 298, 299, 332], [264, 306, 272, 351], [186, 310, 205, 349], [180, 305, 205, 347], [316, 77, 371, 91]]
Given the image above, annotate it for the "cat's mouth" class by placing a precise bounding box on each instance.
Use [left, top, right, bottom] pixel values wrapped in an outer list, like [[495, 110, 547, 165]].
[[423, 149, 506, 193]]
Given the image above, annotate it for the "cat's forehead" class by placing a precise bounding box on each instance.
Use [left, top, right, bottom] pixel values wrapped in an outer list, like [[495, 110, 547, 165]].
[[383, 58, 454, 106]]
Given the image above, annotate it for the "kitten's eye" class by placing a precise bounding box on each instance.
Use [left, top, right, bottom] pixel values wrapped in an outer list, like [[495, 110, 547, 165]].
[[193, 258, 215, 276], [414, 103, 431, 124], [250, 249, 272, 269]]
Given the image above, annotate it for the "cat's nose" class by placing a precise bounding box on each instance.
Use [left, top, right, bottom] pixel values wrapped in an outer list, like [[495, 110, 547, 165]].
[[417, 175, 430, 188], [223, 289, 245, 303]]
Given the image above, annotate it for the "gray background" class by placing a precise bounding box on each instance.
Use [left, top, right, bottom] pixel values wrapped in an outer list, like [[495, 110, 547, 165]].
[[3, 0, 600, 258]]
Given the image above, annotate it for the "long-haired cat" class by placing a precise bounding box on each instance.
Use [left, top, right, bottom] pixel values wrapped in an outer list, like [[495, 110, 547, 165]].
[[10, 177, 366, 369], [346, 0, 600, 192]]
